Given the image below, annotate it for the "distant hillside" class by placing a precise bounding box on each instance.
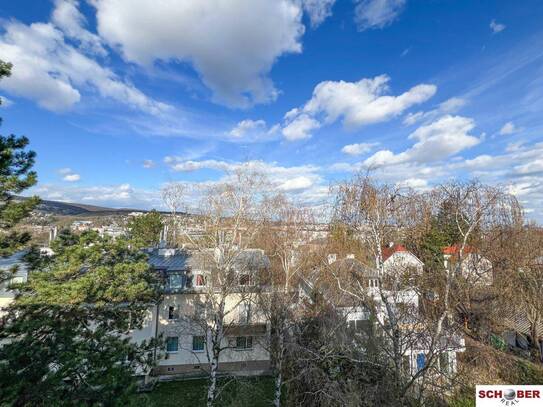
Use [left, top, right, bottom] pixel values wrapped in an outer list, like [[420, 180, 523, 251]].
[[18, 196, 157, 217]]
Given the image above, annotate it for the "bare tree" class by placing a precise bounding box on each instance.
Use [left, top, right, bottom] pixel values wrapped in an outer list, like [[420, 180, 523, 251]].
[[331, 174, 466, 402], [161, 182, 186, 245], [255, 194, 315, 407], [179, 168, 270, 407]]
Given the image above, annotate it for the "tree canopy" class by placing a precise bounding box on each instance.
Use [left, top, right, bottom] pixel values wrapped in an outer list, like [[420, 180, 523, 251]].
[[0, 59, 39, 257], [0, 232, 162, 406], [127, 210, 163, 248]]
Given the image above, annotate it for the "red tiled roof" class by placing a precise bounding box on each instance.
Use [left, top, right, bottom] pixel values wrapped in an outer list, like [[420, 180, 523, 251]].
[[442, 244, 476, 255], [382, 244, 408, 261]]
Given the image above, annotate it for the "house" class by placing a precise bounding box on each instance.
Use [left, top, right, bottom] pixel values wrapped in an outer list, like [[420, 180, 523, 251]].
[[381, 243, 424, 277], [299, 254, 464, 377], [130, 247, 272, 379], [0, 251, 28, 318], [442, 244, 492, 284]]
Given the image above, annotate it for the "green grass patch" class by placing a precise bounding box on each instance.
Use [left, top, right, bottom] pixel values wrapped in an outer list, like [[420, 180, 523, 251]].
[[135, 376, 275, 407]]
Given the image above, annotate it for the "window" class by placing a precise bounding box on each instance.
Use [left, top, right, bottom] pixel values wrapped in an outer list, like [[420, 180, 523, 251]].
[[168, 305, 179, 320], [238, 303, 251, 324], [235, 336, 253, 350], [195, 274, 206, 287], [192, 336, 205, 352], [168, 274, 185, 290], [166, 337, 179, 353], [369, 279, 379, 288], [239, 274, 251, 286], [402, 355, 411, 375], [416, 353, 426, 371], [194, 302, 207, 319], [439, 352, 450, 373]]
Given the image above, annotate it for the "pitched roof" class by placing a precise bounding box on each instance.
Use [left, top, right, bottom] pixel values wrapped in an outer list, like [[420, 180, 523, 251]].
[[442, 244, 476, 255], [382, 244, 408, 262]]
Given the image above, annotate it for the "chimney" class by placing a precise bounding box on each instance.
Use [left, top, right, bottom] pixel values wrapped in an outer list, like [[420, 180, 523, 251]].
[[49, 226, 58, 245], [159, 225, 168, 248], [327, 253, 337, 265], [388, 242, 394, 248]]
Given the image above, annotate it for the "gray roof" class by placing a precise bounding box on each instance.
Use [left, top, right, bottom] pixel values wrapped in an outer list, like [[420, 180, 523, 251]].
[[329, 257, 379, 279], [146, 248, 270, 273]]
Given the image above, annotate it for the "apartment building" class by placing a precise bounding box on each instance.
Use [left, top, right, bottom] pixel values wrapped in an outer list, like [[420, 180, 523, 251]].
[[131, 247, 272, 378]]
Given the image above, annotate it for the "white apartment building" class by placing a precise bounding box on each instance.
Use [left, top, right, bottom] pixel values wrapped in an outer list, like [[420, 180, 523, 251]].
[[130, 248, 272, 378]]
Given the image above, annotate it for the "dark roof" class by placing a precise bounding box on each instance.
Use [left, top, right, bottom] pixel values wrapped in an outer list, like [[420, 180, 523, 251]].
[[329, 257, 379, 279], [147, 249, 189, 272], [146, 248, 270, 273]]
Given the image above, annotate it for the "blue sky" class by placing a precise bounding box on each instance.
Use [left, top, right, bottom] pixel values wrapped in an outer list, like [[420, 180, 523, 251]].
[[1, 0, 542, 219]]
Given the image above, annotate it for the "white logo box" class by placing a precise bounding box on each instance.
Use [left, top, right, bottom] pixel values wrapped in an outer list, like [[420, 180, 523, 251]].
[[476, 385, 543, 406]]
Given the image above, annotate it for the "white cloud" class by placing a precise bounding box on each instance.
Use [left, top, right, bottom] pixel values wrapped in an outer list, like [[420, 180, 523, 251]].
[[490, 19, 506, 34], [0, 95, 13, 107], [227, 119, 279, 142], [304, 75, 435, 128], [280, 75, 435, 140], [91, 0, 305, 108], [282, 114, 321, 141], [403, 97, 466, 125], [499, 121, 518, 135], [341, 142, 377, 155], [52, 0, 106, 56], [63, 173, 81, 182], [354, 0, 406, 31], [32, 182, 161, 208], [164, 158, 323, 194], [364, 115, 480, 167], [0, 7, 171, 114], [58, 167, 81, 182], [59, 168, 73, 175], [278, 176, 314, 191], [302, 0, 337, 27], [142, 159, 155, 168]]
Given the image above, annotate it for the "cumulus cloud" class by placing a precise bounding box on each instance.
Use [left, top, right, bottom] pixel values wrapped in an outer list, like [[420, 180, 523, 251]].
[[281, 75, 435, 140], [91, 0, 305, 108], [490, 19, 506, 34], [304, 75, 435, 128], [499, 121, 518, 135], [282, 114, 321, 141], [363, 115, 480, 167], [0, 10, 171, 114], [354, 0, 406, 31], [341, 142, 378, 155]]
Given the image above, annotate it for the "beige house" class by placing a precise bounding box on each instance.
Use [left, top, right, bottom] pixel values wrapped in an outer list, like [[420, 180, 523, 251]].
[[130, 248, 271, 379]]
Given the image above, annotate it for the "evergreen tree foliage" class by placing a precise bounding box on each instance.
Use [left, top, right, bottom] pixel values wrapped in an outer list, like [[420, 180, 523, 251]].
[[127, 210, 163, 248], [0, 60, 39, 257], [0, 232, 162, 406]]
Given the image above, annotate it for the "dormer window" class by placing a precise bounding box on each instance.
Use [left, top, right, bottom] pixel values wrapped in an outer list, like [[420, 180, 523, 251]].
[[239, 273, 251, 286], [195, 274, 206, 287], [167, 273, 185, 290], [369, 279, 379, 288]]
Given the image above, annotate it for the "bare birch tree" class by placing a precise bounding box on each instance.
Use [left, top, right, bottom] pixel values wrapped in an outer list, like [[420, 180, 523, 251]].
[[179, 168, 270, 406], [162, 182, 186, 246]]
